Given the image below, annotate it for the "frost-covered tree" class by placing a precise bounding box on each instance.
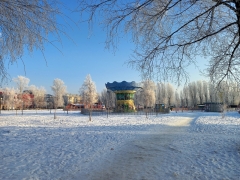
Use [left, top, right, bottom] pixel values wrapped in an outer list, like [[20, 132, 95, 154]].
[[141, 80, 155, 117], [202, 81, 209, 103], [13, 76, 30, 94], [100, 89, 107, 105], [156, 82, 167, 105], [196, 81, 204, 104], [175, 91, 180, 112], [179, 90, 185, 108], [134, 87, 143, 109], [166, 83, 174, 108], [155, 83, 161, 104], [80, 74, 98, 121], [51, 78, 67, 119], [0, 0, 61, 82], [209, 84, 214, 103], [182, 86, 190, 108], [143, 80, 156, 108], [13, 76, 30, 114], [80, 74, 98, 107], [188, 82, 198, 107], [100, 88, 115, 108], [1, 88, 9, 110], [2, 87, 16, 110], [78, 0, 240, 85], [29, 85, 46, 113], [228, 83, 240, 105], [2, 87, 19, 112]]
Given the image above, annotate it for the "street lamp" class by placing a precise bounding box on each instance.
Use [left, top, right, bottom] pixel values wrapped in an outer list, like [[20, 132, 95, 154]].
[[0, 97, 2, 114]]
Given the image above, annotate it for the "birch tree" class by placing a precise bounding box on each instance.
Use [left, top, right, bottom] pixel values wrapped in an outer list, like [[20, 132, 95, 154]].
[[78, 0, 240, 86], [202, 81, 209, 103], [142, 80, 156, 108], [188, 82, 198, 107], [179, 90, 185, 109], [208, 83, 216, 103], [196, 81, 204, 104], [228, 83, 240, 105], [175, 91, 180, 112], [100, 89, 108, 106], [134, 87, 143, 109], [182, 86, 190, 108], [166, 83, 174, 108], [100, 88, 115, 109], [156, 82, 167, 105], [155, 83, 161, 104], [51, 78, 67, 119], [141, 80, 155, 118], [8, 88, 16, 110], [80, 74, 98, 121]]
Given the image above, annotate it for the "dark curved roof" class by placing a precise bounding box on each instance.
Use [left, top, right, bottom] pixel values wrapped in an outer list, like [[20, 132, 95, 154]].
[[105, 81, 142, 91]]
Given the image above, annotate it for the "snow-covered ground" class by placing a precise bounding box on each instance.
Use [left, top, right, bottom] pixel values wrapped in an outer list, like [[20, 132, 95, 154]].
[[0, 110, 240, 179]]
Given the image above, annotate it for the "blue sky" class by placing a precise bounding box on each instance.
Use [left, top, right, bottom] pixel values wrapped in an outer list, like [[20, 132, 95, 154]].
[[3, 1, 209, 94]]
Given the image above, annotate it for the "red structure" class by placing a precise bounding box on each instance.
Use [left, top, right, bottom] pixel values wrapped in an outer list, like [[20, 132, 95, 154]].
[[66, 104, 84, 110]]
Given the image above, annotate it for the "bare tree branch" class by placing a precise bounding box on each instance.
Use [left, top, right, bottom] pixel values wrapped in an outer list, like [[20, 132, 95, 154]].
[[0, 0, 65, 83], [78, 0, 240, 86]]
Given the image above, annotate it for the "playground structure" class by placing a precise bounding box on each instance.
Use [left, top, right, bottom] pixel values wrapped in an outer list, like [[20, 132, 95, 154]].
[[105, 81, 142, 112]]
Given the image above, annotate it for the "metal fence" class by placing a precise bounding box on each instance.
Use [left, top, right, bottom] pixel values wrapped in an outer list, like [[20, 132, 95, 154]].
[[80, 108, 170, 116]]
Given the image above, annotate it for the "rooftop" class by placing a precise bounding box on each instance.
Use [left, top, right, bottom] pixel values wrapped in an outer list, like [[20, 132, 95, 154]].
[[105, 81, 142, 91]]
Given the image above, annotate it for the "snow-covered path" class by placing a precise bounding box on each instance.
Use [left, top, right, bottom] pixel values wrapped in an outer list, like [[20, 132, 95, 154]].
[[88, 117, 194, 180], [88, 116, 240, 180]]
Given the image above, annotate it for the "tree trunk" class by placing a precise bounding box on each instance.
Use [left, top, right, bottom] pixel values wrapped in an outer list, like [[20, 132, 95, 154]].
[[107, 107, 109, 118], [22, 100, 23, 115], [54, 108, 56, 119], [89, 108, 92, 121]]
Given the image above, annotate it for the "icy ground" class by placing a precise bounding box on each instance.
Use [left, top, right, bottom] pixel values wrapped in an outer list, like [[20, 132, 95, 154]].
[[0, 110, 240, 179]]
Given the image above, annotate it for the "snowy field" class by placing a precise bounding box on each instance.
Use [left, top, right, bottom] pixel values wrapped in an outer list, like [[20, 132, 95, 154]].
[[0, 110, 240, 180]]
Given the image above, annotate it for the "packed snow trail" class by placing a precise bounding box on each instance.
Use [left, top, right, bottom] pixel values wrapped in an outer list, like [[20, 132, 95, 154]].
[[86, 115, 240, 180], [88, 117, 194, 180]]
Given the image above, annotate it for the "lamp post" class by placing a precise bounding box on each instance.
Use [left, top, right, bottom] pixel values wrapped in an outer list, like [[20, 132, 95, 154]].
[[107, 90, 110, 118], [0, 97, 2, 114], [47, 99, 49, 111], [22, 99, 24, 115]]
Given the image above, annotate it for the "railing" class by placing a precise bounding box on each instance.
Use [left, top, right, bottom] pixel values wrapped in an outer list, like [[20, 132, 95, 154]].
[[80, 108, 170, 116]]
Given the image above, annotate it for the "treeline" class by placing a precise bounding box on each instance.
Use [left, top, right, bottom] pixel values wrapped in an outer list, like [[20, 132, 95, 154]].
[[2, 75, 239, 111], [100, 80, 240, 108], [0, 75, 98, 113]]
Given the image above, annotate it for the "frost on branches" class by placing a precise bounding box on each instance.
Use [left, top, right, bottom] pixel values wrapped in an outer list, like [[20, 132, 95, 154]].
[[78, 0, 240, 86]]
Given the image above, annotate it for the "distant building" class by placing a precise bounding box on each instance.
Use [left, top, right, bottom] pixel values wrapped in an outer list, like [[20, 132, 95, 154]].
[[21, 90, 34, 108], [0, 90, 34, 110], [63, 94, 81, 105]]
